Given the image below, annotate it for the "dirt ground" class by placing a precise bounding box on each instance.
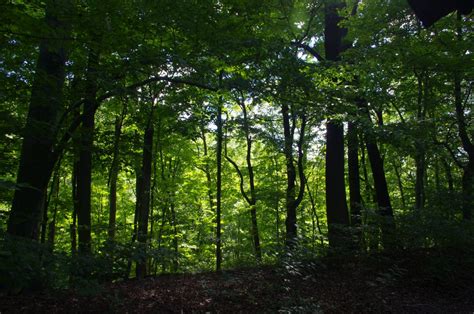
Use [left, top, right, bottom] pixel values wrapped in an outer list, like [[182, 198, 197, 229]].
[[1, 250, 473, 313]]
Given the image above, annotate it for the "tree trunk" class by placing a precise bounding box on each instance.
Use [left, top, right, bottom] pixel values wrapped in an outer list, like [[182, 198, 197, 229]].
[[325, 121, 350, 247], [8, 1, 69, 240], [136, 114, 154, 279], [108, 104, 126, 241], [392, 160, 406, 208], [225, 99, 262, 260], [215, 96, 223, 272], [347, 121, 362, 226], [324, 0, 350, 248], [77, 49, 100, 255], [282, 103, 297, 247]]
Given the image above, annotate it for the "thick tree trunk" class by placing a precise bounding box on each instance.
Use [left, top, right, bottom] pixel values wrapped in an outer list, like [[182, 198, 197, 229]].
[[325, 121, 350, 247], [324, 0, 350, 248], [8, 1, 69, 240], [136, 115, 154, 279], [454, 13, 473, 220], [77, 49, 100, 255]]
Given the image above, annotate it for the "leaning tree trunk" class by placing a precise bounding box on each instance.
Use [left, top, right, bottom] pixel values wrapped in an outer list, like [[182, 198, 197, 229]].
[[8, 1, 69, 240]]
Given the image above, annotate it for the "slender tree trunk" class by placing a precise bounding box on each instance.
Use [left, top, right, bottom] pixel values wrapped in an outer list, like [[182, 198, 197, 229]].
[[243, 104, 262, 261], [77, 49, 100, 255], [348, 121, 362, 226], [47, 173, 60, 252], [215, 96, 223, 271], [8, 1, 69, 240], [282, 103, 297, 247], [225, 99, 262, 260], [324, 0, 350, 248], [136, 114, 154, 279], [170, 202, 179, 272], [108, 104, 126, 241], [414, 73, 427, 210], [392, 160, 406, 208], [71, 157, 78, 256], [442, 159, 454, 194]]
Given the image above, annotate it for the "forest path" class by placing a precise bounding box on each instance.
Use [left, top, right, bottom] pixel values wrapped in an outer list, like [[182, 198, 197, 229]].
[[1, 250, 473, 313]]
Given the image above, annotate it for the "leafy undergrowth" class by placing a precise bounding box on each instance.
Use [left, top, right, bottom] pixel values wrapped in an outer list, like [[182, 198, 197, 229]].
[[1, 249, 473, 313]]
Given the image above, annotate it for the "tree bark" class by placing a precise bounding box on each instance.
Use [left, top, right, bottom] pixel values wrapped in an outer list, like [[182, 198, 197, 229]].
[[108, 104, 126, 241], [324, 0, 350, 248], [136, 113, 154, 279], [215, 95, 223, 271], [225, 98, 262, 260], [454, 12, 473, 220], [8, 1, 69, 240], [77, 49, 100, 255], [347, 121, 362, 226]]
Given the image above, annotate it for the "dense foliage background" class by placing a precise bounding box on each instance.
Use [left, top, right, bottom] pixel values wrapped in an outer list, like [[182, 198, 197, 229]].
[[0, 0, 473, 295]]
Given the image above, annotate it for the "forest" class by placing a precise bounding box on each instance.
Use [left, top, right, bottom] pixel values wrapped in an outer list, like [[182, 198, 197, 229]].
[[0, 0, 473, 312]]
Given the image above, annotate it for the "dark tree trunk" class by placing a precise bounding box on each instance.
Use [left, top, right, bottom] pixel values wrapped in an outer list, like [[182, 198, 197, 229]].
[[170, 202, 179, 272], [392, 160, 406, 208], [225, 99, 262, 260], [243, 104, 261, 261], [136, 115, 154, 279], [281, 103, 306, 248], [347, 121, 362, 226], [364, 127, 395, 248], [77, 49, 100, 255], [8, 1, 69, 240], [200, 125, 215, 227], [108, 104, 126, 241], [414, 152, 426, 210], [282, 103, 297, 247], [454, 73, 473, 220], [71, 154, 79, 256], [325, 121, 350, 246], [215, 97, 223, 272], [414, 73, 427, 210], [324, 0, 350, 248]]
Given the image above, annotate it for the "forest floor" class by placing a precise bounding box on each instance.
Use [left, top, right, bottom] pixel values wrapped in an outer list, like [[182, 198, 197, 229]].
[[1, 249, 473, 313]]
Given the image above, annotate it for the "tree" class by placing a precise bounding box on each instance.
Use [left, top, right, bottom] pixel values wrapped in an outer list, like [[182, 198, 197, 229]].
[[324, 0, 350, 248], [225, 94, 262, 260], [8, 0, 71, 240]]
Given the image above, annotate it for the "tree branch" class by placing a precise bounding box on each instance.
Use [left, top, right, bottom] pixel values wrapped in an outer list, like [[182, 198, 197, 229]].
[[225, 155, 252, 205], [290, 41, 325, 62]]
